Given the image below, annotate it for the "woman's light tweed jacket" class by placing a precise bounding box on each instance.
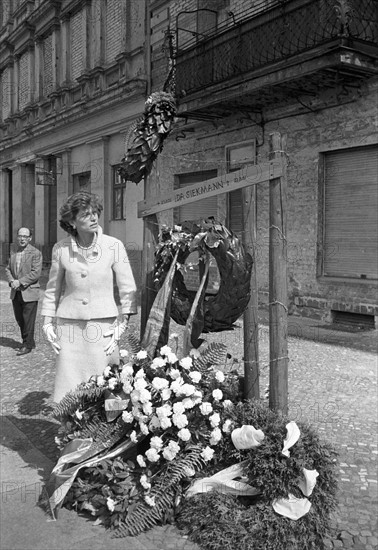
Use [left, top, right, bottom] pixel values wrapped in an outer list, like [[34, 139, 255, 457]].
[[41, 226, 137, 320]]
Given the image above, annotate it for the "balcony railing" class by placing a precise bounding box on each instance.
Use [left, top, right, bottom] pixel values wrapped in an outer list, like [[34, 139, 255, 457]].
[[175, 0, 378, 97]]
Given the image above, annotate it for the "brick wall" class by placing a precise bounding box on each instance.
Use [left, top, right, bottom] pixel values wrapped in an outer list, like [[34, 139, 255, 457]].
[[105, 0, 123, 63], [43, 34, 53, 97], [154, 75, 378, 322], [70, 10, 83, 81], [18, 51, 29, 110], [1, 67, 11, 120]]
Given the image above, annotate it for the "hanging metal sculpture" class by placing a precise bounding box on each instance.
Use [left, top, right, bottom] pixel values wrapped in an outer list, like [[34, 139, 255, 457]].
[[118, 91, 177, 184]]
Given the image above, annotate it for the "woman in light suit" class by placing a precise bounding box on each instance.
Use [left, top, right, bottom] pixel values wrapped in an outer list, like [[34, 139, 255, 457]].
[[41, 191, 137, 402]]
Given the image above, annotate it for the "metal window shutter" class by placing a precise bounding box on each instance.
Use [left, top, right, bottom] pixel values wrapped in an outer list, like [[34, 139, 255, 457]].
[[229, 189, 243, 236], [177, 170, 218, 223], [324, 145, 378, 279]]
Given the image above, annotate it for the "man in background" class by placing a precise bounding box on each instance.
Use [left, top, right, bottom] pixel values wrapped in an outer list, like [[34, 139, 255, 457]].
[[5, 227, 43, 356]]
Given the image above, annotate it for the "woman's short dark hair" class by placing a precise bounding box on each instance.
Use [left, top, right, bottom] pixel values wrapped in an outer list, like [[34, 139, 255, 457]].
[[59, 191, 103, 236]]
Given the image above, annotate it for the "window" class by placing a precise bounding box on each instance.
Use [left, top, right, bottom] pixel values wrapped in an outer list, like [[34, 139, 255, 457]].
[[70, 10, 84, 81], [73, 171, 91, 193], [112, 165, 126, 220], [43, 34, 54, 97], [321, 145, 378, 280], [105, 0, 123, 63], [225, 141, 256, 236]]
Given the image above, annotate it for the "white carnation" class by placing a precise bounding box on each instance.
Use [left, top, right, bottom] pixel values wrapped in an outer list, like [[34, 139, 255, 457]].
[[160, 416, 172, 430], [140, 474, 151, 490], [145, 495, 156, 507], [134, 377, 148, 390], [139, 422, 149, 435], [97, 375, 105, 387], [103, 365, 112, 377], [145, 448, 160, 463], [191, 390, 203, 406], [173, 402, 186, 414], [172, 413, 188, 429], [209, 412, 221, 427], [182, 397, 196, 409], [170, 377, 184, 394], [142, 402, 153, 416], [215, 370, 225, 383], [150, 436, 164, 450], [163, 448, 176, 461], [135, 369, 146, 379], [161, 387, 172, 401], [200, 402, 213, 415], [156, 404, 172, 418], [122, 381, 133, 393], [136, 454, 146, 467], [201, 446, 215, 462], [209, 427, 222, 445], [169, 368, 181, 380], [179, 356, 193, 370], [222, 419, 233, 433], [178, 428, 191, 441], [108, 377, 117, 390], [131, 390, 140, 404], [106, 496, 116, 512], [132, 405, 142, 419], [167, 352, 178, 364], [130, 430, 138, 443], [152, 377, 169, 391], [119, 349, 128, 358], [189, 370, 202, 383], [121, 364, 134, 377], [149, 415, 160, 431], [178, 383, 196, 397], [136, 350, 148, 360], [183, 466, 195, 477], [139, 388, 152, 404], [212, 388, 223, 401], [159, 345, 172, 356], [223, 399, 233, 409], [151, 357, 166, 369], [121, 411, 133, 423]]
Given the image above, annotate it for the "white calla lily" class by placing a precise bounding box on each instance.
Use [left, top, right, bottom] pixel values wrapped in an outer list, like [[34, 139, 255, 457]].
[[272, 494, 311, 520], [231, 425, 265, 450], [282, 421, 301, 457], [298, 468, 319, 497]]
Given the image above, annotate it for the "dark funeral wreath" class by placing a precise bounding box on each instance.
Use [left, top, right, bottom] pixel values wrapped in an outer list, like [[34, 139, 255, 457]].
[[154, 220, 253, 333]]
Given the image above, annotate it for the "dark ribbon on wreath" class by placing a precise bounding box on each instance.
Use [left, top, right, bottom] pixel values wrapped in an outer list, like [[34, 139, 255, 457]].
[[141, 219, 253, 357]]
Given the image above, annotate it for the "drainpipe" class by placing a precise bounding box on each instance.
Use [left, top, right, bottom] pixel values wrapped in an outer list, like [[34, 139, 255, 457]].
[[146, 0, 151, 96]]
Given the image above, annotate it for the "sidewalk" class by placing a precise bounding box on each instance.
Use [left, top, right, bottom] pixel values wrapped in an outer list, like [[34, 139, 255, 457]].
[[1, 275, 377, 550], [0, 416, 196, 550]]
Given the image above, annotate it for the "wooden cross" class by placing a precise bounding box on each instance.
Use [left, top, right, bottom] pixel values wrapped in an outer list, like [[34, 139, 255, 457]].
[[137, 132, 288, 414]]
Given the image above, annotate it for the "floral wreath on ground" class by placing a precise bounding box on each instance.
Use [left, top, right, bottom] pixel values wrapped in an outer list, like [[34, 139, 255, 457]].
[[45, 338, 338, 549]]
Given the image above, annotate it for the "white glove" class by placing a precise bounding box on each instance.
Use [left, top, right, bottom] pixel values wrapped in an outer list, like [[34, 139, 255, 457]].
[[104, 320, 128, 356], [43, 323, 61, 355]]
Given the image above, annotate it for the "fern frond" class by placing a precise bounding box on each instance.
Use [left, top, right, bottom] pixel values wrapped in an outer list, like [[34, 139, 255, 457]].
[[113, 446, 205, 537], [194, 342, 228, 372], [126, 333, 142, 355], [52, 385, 104, 421]]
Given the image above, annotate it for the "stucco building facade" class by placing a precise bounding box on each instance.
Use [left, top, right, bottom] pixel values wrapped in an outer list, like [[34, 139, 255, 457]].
[[0, 0, 146, 282]]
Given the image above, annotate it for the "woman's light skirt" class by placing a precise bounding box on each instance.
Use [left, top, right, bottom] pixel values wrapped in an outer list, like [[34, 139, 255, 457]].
[[53, 317, 119, 402]]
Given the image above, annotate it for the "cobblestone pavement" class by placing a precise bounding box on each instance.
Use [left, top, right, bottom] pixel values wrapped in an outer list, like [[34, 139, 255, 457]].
[[0, 275, 377, 549]]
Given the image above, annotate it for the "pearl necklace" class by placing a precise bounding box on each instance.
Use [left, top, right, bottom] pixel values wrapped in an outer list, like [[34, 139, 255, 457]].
[[76, 233, 97, 250]]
